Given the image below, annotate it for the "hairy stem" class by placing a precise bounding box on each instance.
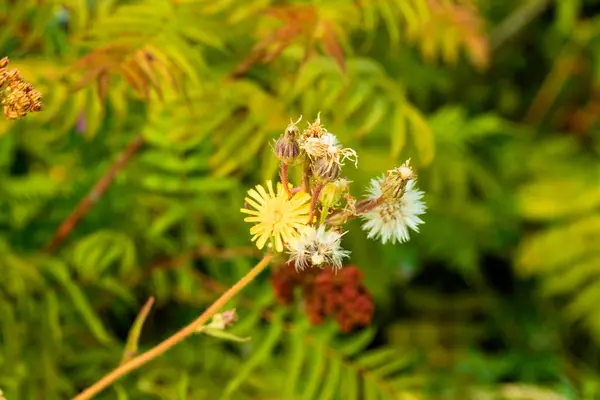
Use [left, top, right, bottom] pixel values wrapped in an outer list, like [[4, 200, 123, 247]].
[[72, 253, 273, 400], [307, 184, 323, 225], [45, 135, 144, 253], [302, 162, 311, 193], [356, 196, 383, 214], [325, 196, 383, 225], [280, 163, 292, 198]]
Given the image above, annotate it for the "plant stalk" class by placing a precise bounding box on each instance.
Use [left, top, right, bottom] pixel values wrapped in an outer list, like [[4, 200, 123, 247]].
[[72, 253, 273, 400], [281, 163, 292, 198]]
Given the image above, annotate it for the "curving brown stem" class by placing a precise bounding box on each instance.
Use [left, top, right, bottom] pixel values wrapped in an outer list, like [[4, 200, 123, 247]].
[[45, 135, 144, 253], [72, 254, 273, 400], [356, 196, 383, 214], [280, 163, 292, 198], [307, 184, 323, 225]]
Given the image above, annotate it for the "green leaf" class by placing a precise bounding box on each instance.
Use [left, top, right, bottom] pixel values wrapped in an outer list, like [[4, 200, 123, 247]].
[[223, 312, 285, 397], [285, 321, 309, 398], [338, 326, 377, 357], [46, 262, 113, 345], [199, 327, 251, 343], [302, 337, 327, 400], [121, 297, 154, 364], [317, 356, 341, 400]]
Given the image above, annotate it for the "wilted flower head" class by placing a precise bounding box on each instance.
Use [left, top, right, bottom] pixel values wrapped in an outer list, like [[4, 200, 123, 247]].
[[360, 161, 426, 244], [301, 133, 358, 183], [240, 180, 311, 252], [380, 159, 416, 200], [286, 225, 350, 270], [303, 112, 326, 138], [0, 57, 42, 120]]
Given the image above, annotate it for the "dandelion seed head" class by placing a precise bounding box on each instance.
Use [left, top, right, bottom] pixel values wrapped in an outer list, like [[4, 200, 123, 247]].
[[361, 176, 426, 245], [287, 225, 350, 271]]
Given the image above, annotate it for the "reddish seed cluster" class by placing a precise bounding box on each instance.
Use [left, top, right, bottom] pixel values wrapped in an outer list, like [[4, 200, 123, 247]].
[[271, 263, 375, 332]]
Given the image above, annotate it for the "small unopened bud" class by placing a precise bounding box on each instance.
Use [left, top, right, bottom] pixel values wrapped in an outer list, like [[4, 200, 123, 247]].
[[285, 116, 301, 137], [275, 135, 300, 163], [381, 159, 415, 200], [320, 178, 350, 207], [312, 157, 340, 182], [207, 308, 238, 330], [275, 116, 302, 163]]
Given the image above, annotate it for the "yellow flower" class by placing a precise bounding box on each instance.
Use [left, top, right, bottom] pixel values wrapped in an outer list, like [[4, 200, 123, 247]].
[[240, 180, 311, 252]]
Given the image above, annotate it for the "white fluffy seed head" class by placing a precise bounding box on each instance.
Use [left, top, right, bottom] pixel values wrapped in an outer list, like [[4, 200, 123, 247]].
[[286, 225, 350, 271], [360, 177, 426, 245]]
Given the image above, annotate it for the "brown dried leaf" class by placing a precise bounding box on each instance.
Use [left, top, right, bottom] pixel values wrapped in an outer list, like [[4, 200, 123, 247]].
[[231, 4, 346, 77], [413, 0, 489, 70], [319, 21, 346, 73]]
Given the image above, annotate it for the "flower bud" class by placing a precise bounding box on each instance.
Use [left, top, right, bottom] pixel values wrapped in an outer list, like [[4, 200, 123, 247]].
[[381, 159, 415, 200], [312, 157, 340, 182], [284, 117, 301, 137], [320, 178, 350, 207], [275, 116, 302, 163], [275, 134, 300, 163]]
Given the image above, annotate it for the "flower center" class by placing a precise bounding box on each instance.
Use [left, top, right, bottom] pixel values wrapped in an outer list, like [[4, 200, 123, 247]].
[[311, 253, 325, 265]]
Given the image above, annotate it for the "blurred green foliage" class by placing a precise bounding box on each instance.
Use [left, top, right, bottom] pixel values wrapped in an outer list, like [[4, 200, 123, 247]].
[[1, 0, 600, 399]]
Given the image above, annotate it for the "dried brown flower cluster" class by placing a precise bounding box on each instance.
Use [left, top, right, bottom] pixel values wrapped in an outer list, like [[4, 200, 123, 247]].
[[0, 57, 42, 120], [271, 262, 374, 332]]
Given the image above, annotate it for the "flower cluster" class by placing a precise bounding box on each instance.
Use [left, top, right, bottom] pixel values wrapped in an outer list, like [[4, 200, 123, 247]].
[[0, 57, 42, 120], [239, 115, 427, 330], [240, 114, 427, 269], [271, 262, 374, 332]]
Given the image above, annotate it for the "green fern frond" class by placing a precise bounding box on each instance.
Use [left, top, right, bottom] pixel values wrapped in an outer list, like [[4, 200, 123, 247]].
[[216, 295, 424, 400], [68, 0, 221, 100], [516, 138, 600, 342], [70, 230, 138, 281]]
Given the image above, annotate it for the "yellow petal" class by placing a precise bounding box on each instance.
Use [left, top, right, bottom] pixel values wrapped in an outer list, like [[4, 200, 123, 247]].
[[274, 234, 283, 253], [256, 233, 269, 250], [256, 184, 269, 200], [244, 197, 263, 211], [240, 208, 259, 215], [266, 180, 275, 198], [250, 224, 267, 235], [247, 188, 266, 205]]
